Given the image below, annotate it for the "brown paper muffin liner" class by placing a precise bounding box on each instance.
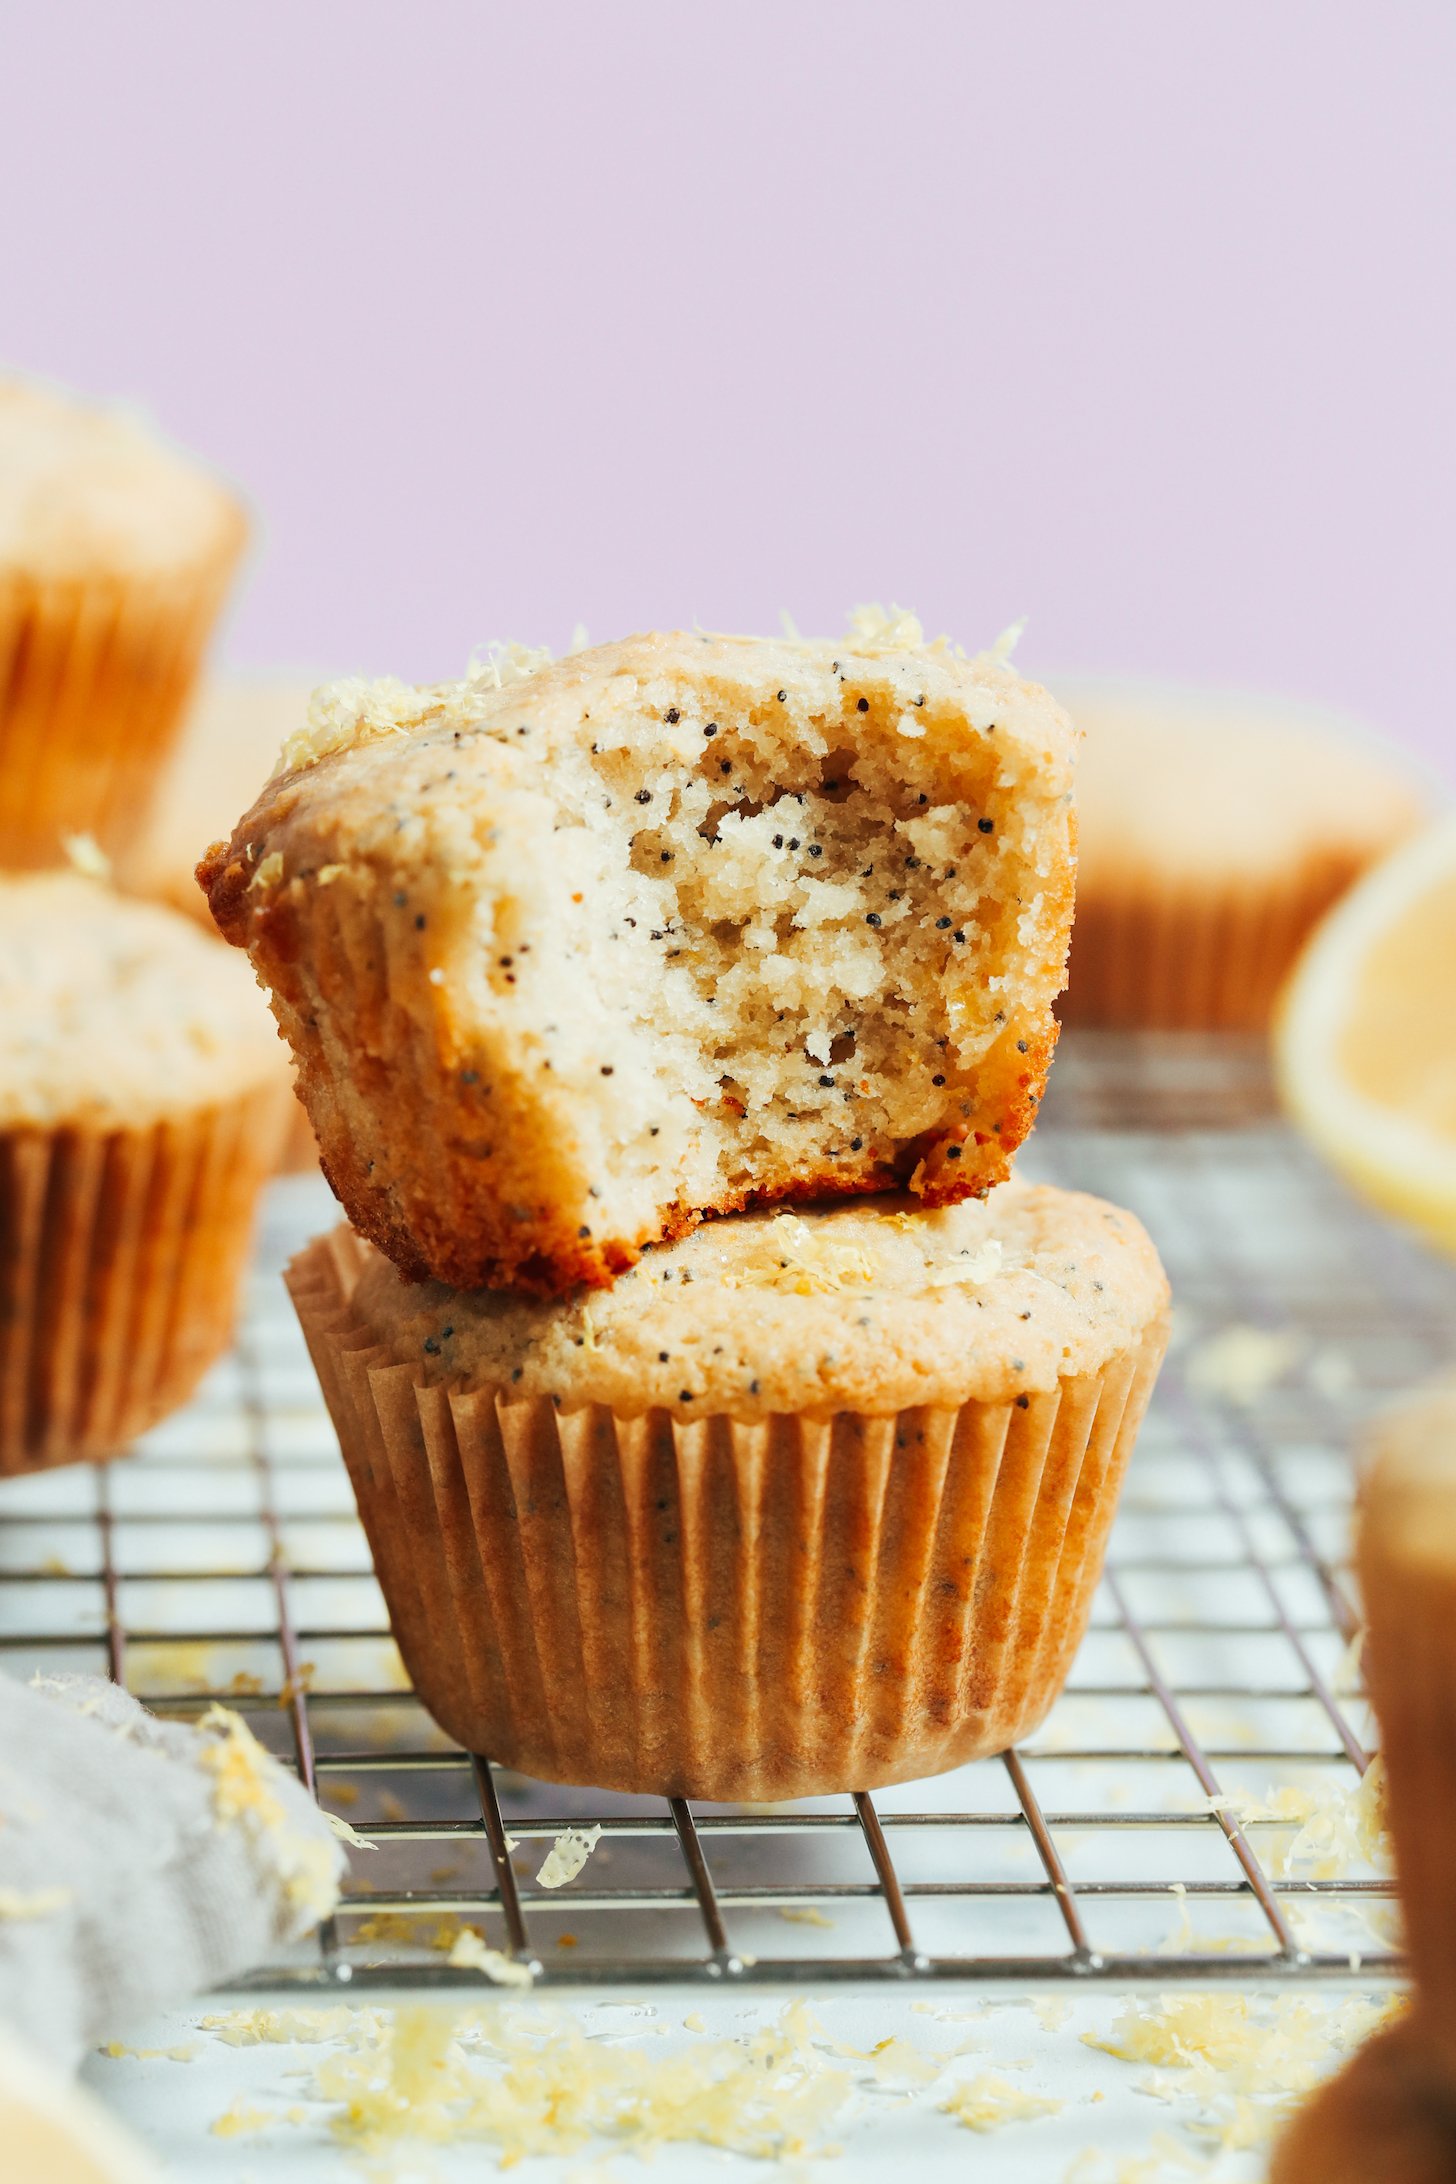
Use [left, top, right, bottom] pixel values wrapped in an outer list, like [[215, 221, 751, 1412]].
[[0, 513, 247, 869], [0, 1078, 290, 1474], [288, 1229, 1168, 1800], [1061, 851, 1375, 1031]]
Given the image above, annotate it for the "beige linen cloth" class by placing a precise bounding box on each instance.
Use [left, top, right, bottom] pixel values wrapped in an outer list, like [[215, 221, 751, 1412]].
[[0, 1671, 345, 2062]]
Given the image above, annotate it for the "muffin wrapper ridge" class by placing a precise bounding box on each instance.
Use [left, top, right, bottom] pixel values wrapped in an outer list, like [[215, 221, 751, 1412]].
[[289, 1228, 1169, 1801], [0, 1082, 290, 1474], [0, 517, 246, 868], [1062, 855, 1371, 1031]]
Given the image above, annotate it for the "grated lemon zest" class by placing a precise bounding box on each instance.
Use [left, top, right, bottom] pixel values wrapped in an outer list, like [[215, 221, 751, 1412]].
[[722, 1213, 878, 1295], [445, 1927, 535, 1986], [1210, 1759, 1389, 1879], [536, 1823, 602, 1890], [249, 850, 284, 891], [195, 1703, 341, 1922], [308, 1998, 851, 2163], [941, 2073, 1059, 2131], [923, 1240, 1004, 1287], [323, 1810, 377, 1851], [1086, 1989, 1404, 2151]]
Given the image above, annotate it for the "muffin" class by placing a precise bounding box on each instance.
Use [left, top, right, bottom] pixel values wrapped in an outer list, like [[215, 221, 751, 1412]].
[[287, 1181, 1169, 1799], [1271, 1379, 1456, 2178], [0, 378, 247, 868], [0, 874, 292, 1472], [1054, 680, 1429, 1030], [118, 672, 325, 1171], [204, 622, 1079, 1294]]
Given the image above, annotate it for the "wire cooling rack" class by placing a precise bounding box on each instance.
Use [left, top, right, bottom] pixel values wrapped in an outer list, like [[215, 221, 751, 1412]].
[[2, 1033, 1452, 1994]]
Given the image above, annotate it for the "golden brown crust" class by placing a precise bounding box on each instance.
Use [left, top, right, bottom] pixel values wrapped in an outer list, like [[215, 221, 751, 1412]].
[[202, 632, 1076, 1294]]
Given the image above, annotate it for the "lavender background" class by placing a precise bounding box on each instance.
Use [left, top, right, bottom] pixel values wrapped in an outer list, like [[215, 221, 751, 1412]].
[[3, 3, 1452, 777]]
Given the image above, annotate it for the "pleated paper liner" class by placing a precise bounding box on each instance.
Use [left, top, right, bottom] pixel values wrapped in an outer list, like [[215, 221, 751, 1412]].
[[289, 1227, 1169, 1801], [0, 510, 247, 869], [0, 1077, 290, 1474], [1061, 851, 1373, 1031]]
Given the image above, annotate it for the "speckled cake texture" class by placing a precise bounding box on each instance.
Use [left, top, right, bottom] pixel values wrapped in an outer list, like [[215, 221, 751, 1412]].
[[287, 1182, 1169, 1800], [205, 619, 1078, 1294]]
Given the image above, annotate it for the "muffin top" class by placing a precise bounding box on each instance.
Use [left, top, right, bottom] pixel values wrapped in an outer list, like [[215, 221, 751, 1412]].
[[340, 1181, 1168, 1418], [265, 618, 1074, 784], [0, 379, 244, 579], [1057, 680, 1428, 885], [0, 874, 286, 1128]]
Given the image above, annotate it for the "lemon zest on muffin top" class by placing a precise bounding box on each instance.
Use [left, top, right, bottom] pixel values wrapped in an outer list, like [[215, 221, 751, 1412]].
[[720, 1213, 879, 1295]]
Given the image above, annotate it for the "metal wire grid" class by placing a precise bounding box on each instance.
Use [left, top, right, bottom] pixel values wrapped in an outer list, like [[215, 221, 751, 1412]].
[[0, 1035, 1451, 1994]]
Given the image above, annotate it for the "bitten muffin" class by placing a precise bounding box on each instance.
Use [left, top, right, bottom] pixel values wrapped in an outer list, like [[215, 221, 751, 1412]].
[[1272, 1380, 1456, 2179], [288, 1181, 1169, 1800], [119, 673, 326, 1171], [204, 619, 1079, 1294], [0, 378, 247, 868], [1054, 680, 1429, 1030], [0, 875, 292, 1472]]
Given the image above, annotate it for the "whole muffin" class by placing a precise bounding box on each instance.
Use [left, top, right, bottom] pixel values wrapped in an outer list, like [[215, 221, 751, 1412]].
[[204, 621, 1079, 1294], [119, 672, 326, 1171], [0, 875, 292, 1472], [288, 1182, 1169, 1800], [0, 379, 247, 868], [1054, 680, 1429, 1030]]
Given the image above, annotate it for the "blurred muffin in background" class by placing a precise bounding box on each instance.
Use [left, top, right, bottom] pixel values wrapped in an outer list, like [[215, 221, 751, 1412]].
[[120, 672, 321, 923], [119, 673, 323, 1169], [0, 378, 247, 869], [0, 874, 292, 1474], [1055, 680, 1432, 1031]]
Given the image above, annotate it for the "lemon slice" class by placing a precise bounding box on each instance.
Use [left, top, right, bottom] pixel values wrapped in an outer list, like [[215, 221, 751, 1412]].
[[0, 2026, 159, 2184], [1275, 812, 1456, 1254]]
